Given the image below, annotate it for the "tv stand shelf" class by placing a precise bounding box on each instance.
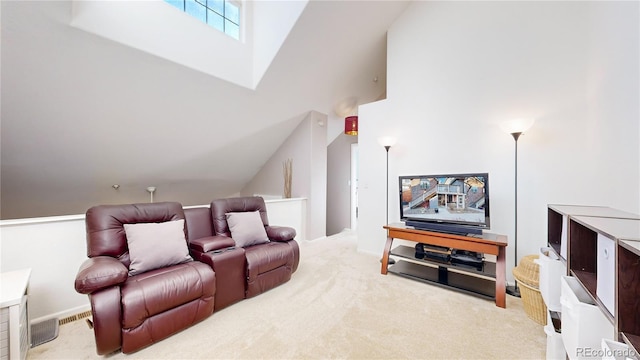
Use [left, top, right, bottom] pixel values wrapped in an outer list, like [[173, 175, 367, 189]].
[[390, 245, 497, 278], [381, 223, 507, 308], [388, 261, 496, 301]]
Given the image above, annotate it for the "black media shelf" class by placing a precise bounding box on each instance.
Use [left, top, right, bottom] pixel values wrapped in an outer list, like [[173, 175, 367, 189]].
[[388, 259, 496, 301], [390, 245, 496, 279]]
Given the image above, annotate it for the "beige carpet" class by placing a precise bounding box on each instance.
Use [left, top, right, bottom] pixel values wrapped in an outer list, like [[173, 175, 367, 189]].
[[28, 230, 546, 359]]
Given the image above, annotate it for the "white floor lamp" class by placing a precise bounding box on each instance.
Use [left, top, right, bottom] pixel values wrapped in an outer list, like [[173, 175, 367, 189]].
[[500, 119, 535, 298], [378, 136, 398, 224], [378, 136, 397, 263]]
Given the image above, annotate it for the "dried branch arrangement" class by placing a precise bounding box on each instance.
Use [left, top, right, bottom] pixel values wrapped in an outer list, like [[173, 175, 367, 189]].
[[283, 158, 293, 198]]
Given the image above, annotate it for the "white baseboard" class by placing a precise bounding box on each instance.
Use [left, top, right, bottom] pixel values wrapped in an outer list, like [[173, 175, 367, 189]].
[[31, 304, 91, 325]]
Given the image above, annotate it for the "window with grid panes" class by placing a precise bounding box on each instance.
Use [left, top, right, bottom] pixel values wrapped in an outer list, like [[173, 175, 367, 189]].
[[165, 0, 240, 40]]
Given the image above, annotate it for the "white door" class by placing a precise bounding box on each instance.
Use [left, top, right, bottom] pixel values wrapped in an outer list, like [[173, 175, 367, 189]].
[[350, 143, 358, 230]]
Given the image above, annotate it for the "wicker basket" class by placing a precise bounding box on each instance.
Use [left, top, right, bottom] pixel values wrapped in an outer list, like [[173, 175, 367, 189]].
[[513, 255, 547, 326]]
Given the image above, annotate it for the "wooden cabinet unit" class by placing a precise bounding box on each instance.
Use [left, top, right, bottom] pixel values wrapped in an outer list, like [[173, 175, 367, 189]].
[[566, 215, 640, 357], [547, 204, 638, 268], [618, 240, 640, 355]]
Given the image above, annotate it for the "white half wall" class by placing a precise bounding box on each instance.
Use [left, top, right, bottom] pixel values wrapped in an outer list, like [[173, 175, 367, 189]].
[[0, 215, 90, 322], [357, 1, 640, 285]]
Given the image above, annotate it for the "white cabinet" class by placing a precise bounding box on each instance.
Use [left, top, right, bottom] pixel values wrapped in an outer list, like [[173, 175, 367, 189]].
[[601, 339, 634, 360], [0, 269, 31, 360], [538, 246, 565, 311], [544, 309, 565, 360], [561, 275, 614, 360]]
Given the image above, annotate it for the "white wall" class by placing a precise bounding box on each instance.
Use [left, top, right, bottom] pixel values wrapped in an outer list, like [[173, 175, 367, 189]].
[[252, 0, 308, 88], [70, 0, 308, 90], [0, 199, 307, 322], [308, 111, 328, 240], [357, 1, 640, 284], [241, 113, 308, 199], [242, 111, 327, 240], [70, 0, 253, 88]]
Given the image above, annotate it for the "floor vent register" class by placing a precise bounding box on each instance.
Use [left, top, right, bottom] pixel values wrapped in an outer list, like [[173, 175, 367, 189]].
[[30, 318, 59, 348]]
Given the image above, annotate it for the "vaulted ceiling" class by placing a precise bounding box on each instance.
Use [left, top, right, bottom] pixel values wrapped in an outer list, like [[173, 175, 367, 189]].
[[0, 0, 411, 219]]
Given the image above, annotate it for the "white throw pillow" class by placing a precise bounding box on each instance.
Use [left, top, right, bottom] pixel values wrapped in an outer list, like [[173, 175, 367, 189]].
[[226, 211, 270, 248], [124, 219, 192, 276]]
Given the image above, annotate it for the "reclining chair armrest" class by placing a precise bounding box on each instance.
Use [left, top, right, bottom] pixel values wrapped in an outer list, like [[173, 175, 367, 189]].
[[75, 256, 129, 295], [189, 235, 236, 254], [265, 226, 296, 242], [90, 286, 123, 355]]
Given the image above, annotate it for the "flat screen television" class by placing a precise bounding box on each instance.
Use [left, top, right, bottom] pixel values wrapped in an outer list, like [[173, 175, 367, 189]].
[[399, 173, 490, 235]]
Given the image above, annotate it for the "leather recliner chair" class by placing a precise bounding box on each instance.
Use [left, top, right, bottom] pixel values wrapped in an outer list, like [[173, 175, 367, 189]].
[[74, 202, 216, 355], [210, 196, 300, 298], [187, 196, 299, 311]]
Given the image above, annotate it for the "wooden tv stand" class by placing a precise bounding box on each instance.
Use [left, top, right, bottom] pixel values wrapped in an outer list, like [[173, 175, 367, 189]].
[[381, 223, 508, 308]]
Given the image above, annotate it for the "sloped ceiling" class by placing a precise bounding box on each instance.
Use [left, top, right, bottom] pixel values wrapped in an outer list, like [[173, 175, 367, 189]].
[[0, 0, 410, 219]]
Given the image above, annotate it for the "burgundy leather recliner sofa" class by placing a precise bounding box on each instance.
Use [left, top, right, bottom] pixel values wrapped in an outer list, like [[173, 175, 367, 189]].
[[74, 196, 299, 355]]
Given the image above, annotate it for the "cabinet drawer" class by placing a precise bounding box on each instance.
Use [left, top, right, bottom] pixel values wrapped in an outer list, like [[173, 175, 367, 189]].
[[545, 310, 565, 360], [601, 339, 636, 360], [561, 276, 614, 360], [539, 247, 566, 311]]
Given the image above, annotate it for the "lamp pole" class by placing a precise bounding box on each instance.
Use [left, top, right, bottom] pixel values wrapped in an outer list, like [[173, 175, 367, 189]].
[[384, 144, 395, 265], [385, 145, 391, 225], [506, 132, 522, 298], [500, 118, 533, 298], [378, 136, 397, 265]]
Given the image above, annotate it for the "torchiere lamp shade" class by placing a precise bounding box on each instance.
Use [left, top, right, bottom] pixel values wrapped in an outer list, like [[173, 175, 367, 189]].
[[345, 116, 358, 135]]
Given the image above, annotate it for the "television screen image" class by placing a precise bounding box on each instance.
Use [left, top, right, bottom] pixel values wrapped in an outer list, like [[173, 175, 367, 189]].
[[399, 173, 490, 232]]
